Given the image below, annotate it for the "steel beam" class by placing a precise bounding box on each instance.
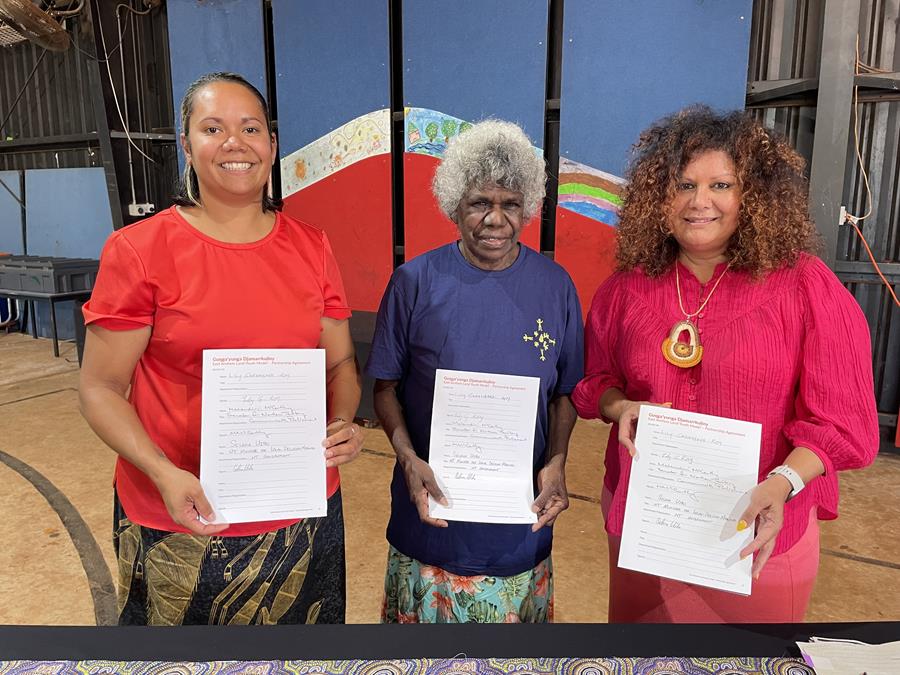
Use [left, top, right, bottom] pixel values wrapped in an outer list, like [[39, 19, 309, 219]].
[[835, 260, 900, 282], [746, 77, 818, 104], [84, 0, 124, 231], [388, 0, 404, 266], [19, 169, 25, 253], [109, 131, 175, 142], [0, 133, 98, 150], [855, 72, 900, 91], [808, 0, 860, 268], [540, 0, 564, 257]]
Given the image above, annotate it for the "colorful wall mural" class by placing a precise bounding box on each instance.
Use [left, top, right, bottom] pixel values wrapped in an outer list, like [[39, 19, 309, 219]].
[[554, 158, 626, 318], [556, 0, 752, 317], [281, 110, 391, 197], [557, 158, 626, 227], [276, 110, 393, 313], [405, 108, 473, 157], [244, 0, 751, 319], [403, 108, 543, 262], [272, 0, 392, 314]]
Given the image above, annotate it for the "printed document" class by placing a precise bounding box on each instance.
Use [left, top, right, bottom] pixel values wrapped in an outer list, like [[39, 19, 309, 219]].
[[797, 637, 900, 675], [200, 349, 327, 523], [428, 369, 539, 524], [619, 407, 761, 594]]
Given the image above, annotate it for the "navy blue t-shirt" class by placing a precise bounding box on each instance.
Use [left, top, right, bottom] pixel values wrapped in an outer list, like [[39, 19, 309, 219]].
[[365, 242, 584, 576]]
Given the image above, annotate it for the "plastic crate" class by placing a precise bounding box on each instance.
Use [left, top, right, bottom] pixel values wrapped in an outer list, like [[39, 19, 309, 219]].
[[0, 257, 27, 291], [0, 255, 99, 293]]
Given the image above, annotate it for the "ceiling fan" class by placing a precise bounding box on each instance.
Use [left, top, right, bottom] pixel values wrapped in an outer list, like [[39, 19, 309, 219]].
[[0, 0, 81, 52]]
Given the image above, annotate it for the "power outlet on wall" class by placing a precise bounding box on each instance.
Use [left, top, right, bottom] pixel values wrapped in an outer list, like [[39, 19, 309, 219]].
[[128, 203, 156, 217]]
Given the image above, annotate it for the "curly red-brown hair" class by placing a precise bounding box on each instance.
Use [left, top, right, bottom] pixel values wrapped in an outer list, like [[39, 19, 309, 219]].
[[616, 106, 818, 276]]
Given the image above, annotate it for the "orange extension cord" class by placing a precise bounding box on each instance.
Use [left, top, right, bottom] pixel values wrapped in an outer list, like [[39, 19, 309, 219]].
[[845, 36, 900, 308], [846, 217, 900, 307]]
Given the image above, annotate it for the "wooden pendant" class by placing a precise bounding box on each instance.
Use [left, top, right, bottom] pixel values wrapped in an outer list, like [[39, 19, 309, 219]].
[[661, 320, 703, 368]]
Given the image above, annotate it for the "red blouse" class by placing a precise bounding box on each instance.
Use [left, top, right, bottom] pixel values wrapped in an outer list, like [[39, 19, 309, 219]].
[[83, 207, 351, 536], [572, 253, 879, 556]]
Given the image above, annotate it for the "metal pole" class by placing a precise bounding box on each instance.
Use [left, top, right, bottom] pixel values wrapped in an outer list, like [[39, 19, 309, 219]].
[[85, 0, 125, 231], [540, 0, 564, 258], [388, 0, 405, 268], [807, 0, 860, 268]]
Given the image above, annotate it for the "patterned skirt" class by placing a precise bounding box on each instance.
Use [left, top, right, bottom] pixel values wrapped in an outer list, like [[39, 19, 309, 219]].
[[381, 545, 553, 623], [113, 490, 346, 625]]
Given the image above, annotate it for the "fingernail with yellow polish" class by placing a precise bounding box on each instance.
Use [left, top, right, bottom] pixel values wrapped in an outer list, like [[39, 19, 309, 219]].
[[736, 520, 748, 531]]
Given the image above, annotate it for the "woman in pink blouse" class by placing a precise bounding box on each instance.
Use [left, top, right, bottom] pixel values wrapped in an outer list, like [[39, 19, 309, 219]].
[[572, 106, 879, 623]]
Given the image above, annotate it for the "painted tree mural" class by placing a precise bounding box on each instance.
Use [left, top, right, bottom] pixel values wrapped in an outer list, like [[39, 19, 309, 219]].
[[441, 119, 457, 143]]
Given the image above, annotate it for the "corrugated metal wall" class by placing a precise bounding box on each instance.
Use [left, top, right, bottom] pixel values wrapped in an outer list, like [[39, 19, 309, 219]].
[[749, 0, 900, 445], [0, 16, 99, 170], [0, 1, 178, 221]]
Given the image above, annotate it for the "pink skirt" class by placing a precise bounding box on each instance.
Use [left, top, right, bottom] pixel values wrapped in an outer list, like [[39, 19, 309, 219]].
[[604, 488, 820, 623]]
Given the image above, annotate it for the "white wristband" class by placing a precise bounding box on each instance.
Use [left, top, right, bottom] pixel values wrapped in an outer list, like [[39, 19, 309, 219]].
[[767, 464, 805, 501]]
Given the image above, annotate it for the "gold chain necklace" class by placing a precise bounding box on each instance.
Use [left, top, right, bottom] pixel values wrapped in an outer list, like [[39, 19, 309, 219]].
[[661, 262, 731, 368]]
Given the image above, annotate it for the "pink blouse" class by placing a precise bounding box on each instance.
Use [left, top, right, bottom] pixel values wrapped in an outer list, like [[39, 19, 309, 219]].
[[572, 253, 879, 556]]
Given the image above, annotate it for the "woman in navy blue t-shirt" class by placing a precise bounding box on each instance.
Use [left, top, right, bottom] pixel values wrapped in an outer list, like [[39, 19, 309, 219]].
[[366, 120, 584, 623]]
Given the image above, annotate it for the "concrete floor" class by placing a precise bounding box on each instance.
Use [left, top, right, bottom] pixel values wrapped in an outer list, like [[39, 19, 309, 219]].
[[1, 332, 898, 625]]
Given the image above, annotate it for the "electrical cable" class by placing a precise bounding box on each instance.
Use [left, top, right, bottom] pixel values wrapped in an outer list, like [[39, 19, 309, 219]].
[[96, 0, 155, 165], [843, 34, 899, 307], [48, 0, 86, 18], [133, 8, 151, 201], [116, 2, 152, 16], [849, 219, 900, 307], [69, 10, 132, 63], [66, 0, 155, 65], [847, 38, 873, 225], [117, 5, 137, 203]]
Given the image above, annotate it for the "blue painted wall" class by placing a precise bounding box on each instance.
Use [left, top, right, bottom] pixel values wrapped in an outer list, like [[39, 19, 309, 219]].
[[271, 0, 390, 153], [559, 0, 753, 176], [0, 171, 24, 254], [27, 168, 113, 339], [167, 0, 267, 165], [25, 168, 113, 259], [403, 0, 548, 144], [6, 169, 112, 340]]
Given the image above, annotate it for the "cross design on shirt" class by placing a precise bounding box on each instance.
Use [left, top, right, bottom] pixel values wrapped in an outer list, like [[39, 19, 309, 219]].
[[523, 318, 557, 361]]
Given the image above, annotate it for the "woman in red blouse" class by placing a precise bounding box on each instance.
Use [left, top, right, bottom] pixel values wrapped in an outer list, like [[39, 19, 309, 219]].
[[572, 106, 879, 623], [78, 73, 362, 624]]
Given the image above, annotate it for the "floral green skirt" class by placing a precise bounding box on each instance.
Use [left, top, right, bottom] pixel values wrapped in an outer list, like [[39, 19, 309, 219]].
[[381, 545, 553, 623]]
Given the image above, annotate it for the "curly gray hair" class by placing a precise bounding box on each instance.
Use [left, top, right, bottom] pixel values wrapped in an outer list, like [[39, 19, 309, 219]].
[[432, 120, 546, 220]]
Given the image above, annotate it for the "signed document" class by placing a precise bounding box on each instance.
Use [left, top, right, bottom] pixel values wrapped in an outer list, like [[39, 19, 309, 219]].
[[619, 407, 761, 595], [200, 349, 327, 524], [428, 369, 540, 524]]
